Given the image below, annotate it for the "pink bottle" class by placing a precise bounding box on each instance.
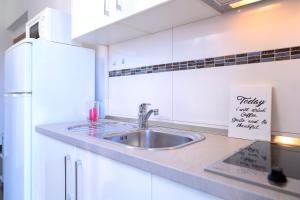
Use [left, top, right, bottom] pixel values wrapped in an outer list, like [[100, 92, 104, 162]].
[[89, 107, 97, 122]]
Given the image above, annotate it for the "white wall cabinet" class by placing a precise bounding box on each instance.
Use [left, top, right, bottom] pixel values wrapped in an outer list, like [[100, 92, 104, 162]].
[[71, 0, 219, 45], [114, 0, 169, 21], [71, 0, 168, 39], [71, 0, 168, 44], [43, 135, 151, 200], [71, 0, 112, 39]]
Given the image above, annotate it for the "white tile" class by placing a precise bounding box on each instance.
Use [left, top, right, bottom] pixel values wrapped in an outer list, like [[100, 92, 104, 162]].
[[109, 30, 172, 71], [173, 68, 230, 127], [108, 72, 172, 121], [173, 60, 300, 133], [173, 0, 300, 62]]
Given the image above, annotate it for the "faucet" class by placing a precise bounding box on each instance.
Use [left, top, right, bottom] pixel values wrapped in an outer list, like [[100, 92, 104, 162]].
[[138, 103, 159, 129]]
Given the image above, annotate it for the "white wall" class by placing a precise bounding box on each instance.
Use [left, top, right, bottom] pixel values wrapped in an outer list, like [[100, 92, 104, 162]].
[[0, 0, 13, 137], [107, 0, 300, 135], [2, 0, 26, 29]]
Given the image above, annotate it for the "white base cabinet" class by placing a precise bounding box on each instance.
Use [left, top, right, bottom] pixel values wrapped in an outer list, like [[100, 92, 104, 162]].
[[44, 136, 76, 200], [152, 175, 221, 200], [43, 135, 151, 200], [42, 135, 221, 200], [75, 147, 151, 200]]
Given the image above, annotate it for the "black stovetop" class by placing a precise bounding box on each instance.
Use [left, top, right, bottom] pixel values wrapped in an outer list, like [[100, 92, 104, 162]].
[[223, 141, 300, 180]]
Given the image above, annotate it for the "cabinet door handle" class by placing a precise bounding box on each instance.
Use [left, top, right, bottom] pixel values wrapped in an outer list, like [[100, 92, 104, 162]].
[[65, 155, 72, 200], [104, 0, 110, 16], [75, 160, 82, 200], [116, 0, 122, 11]]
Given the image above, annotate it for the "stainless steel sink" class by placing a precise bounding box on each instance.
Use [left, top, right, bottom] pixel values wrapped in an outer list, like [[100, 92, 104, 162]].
[[103, 129, 205, 150]]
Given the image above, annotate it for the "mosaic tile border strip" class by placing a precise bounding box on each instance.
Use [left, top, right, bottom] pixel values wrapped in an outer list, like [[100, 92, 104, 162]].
[[109, 46, 300, 77]]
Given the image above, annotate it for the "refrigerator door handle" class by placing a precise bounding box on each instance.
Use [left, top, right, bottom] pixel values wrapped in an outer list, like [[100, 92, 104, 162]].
[[4, 92, 32, 96], [2, 134, 6, 158]]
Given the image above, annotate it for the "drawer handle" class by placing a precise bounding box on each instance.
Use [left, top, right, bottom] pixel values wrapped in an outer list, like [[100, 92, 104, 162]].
[[116, 0, 122, 11], [104, 0, 110, 16], [65, 155, 72, 200]]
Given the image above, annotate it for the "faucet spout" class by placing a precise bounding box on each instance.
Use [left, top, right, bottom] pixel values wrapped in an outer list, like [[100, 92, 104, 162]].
[[138, 103, 159, 129], [144, 109, 159, 122]]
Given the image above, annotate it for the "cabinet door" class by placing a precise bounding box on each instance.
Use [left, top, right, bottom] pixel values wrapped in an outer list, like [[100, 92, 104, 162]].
[[72, 0, 112, 38], [115, 0, 169, 21], [76, 148, 151, 200], [71, 0, 169, 39], [44, 136, 76, 200], [152, 175, 222, 200]]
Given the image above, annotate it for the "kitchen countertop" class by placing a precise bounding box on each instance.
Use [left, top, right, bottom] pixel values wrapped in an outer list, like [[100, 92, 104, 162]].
[[36, 119, 299, 200]]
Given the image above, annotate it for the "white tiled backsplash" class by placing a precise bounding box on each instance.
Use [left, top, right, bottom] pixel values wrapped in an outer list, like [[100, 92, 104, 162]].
[[106, 0, 300, 134]]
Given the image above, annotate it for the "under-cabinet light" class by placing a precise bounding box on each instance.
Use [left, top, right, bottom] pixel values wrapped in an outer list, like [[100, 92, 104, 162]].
[[229, 0, 262, 8], [272, 136, 300, 146]]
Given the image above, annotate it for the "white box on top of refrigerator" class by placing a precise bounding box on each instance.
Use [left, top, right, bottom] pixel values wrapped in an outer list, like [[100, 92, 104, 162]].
[[26, 8, 74, 44]]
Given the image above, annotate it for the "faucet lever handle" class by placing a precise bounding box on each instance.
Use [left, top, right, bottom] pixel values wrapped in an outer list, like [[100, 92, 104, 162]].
[[139, 103, 151, 112]]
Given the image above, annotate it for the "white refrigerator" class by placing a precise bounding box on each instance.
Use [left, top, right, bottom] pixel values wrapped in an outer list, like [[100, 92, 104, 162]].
[[3, 38, 95, 200]]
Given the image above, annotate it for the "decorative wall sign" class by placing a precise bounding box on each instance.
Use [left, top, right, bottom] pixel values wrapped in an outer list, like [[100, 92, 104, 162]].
[[228, 85, 272, 141]]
